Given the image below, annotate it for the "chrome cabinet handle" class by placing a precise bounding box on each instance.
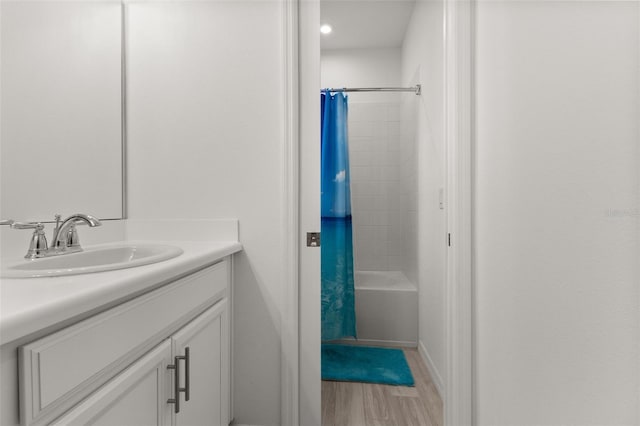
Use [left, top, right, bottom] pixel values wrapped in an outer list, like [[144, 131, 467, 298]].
[[167, 347, 190, 414], [184, 347, 190, 401]]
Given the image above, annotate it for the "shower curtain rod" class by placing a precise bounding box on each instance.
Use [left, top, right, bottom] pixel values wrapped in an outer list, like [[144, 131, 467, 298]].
[[322, 85, 421, 95]]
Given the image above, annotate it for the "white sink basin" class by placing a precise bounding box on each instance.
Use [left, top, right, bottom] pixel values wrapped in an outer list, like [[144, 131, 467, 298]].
[[1, 243, 183, 278]]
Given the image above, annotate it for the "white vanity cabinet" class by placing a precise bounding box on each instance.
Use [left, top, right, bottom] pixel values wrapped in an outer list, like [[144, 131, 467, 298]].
[[17, 258, 232, 426]]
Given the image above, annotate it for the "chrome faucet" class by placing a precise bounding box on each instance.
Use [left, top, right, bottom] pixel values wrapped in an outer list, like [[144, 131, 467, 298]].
[[51, 213, 102, 252], [11, 213, 102, 259]]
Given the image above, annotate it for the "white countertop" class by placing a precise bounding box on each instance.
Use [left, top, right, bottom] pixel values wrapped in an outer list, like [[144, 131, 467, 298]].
[[0, 238, 242, 346]]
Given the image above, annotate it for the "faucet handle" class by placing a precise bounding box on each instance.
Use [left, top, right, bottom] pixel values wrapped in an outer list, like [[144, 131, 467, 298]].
[[0, 219, 14, 226], [10, 222, 48, 259], [11, 221, 45, 231]]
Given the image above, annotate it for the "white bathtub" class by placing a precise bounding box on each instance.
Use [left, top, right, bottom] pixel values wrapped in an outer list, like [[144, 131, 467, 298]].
[[353, 271, 418, 347]]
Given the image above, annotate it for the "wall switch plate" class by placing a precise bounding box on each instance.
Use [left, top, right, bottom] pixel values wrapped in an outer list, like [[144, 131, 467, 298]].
[[439, 188, 445, 210]]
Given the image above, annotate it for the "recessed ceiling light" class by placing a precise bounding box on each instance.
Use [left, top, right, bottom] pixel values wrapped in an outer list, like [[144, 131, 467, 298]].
[[320, 24, 332, 35]]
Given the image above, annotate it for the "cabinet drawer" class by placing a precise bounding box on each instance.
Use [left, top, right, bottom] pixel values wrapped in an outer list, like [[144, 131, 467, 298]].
[[19, 259, 229, 426]]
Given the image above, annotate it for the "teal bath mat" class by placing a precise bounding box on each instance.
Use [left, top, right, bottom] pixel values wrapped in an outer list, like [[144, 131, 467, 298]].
[[321, 344, 415, 386]]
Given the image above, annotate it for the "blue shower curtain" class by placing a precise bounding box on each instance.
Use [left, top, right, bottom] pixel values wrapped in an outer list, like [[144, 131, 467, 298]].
[[321, 92, 356, 341]]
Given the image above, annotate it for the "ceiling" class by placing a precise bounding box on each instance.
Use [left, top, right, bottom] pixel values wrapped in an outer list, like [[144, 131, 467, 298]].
[[320, 0, 416, 50]]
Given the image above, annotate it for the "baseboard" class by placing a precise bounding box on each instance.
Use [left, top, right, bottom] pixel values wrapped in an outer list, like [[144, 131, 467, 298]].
[[330, 338, 418, 348], [418, 340, 445, 400]]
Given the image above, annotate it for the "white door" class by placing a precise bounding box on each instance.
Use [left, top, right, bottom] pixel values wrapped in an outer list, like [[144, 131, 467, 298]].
[[298, 1, 322, 425], [171, 299, 229, 426], [52, 340, 173, 426]]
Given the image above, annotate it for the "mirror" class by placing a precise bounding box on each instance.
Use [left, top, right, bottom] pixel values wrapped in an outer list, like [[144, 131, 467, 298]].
[[0, 0, 124, 223]]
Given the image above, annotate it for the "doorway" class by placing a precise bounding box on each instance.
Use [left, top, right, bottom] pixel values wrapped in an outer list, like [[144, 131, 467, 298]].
[[296, 0, 473, 425]]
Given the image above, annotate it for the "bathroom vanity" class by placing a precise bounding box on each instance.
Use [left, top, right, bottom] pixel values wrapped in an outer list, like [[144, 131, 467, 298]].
[[0, 232, 241, 426]]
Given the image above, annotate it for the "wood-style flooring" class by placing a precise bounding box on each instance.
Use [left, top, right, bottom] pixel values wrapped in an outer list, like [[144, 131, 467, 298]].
[[321, 348, 443, 426]]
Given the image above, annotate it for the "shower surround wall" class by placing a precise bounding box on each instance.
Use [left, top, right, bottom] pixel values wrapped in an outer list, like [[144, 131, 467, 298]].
[[348, 100, 403, 271]]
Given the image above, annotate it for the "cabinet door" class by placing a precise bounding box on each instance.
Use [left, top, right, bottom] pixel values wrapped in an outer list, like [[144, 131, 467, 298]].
[[171, 299, 229, 426], [51, 340, 173, 426]]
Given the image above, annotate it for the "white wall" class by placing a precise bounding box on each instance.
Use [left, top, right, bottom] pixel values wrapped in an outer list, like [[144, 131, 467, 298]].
[[321, 48, 401, 103], [125, 2, 285, 424], [401, 0, 447, 392], [475, 1, 640, 424]]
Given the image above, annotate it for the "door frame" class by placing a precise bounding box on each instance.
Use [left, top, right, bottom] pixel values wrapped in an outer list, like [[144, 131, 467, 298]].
[[443, 0, 474, 424], [288, 0, 475, 424], [281, 0, 302, 425]]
